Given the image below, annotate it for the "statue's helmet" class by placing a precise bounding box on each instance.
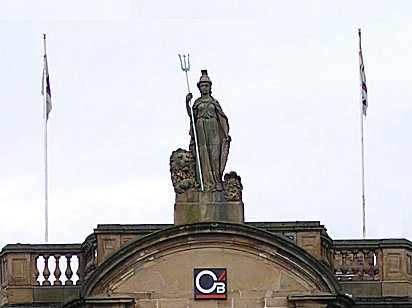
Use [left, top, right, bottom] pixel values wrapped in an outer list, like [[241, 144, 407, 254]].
[[197, 70, 212, 86]]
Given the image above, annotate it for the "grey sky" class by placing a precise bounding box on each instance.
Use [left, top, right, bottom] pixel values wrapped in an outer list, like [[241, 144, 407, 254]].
[[1, 0, 411, 248]]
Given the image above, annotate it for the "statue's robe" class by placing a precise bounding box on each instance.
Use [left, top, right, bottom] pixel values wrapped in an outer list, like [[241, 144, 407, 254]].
[[187, 97, 230, 190]]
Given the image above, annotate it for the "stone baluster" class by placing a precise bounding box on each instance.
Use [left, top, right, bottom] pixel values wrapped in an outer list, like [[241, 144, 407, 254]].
[[333, 251, 342, 276], [366, 251, 373, 276], [77, 254, 85, 285], [374, 250, 380, 280], [351, 249, 359, 278], [42, 255, 51, 286], [65, 254, 73, 286], [363, 249, 372, 279], [367, 250, 377, 279], [33, 255, 40, 285], [346, 250, 354, 278], [358, 250, 365, 277], [54, 254, 62, 286], [341, 251, 348, 278]]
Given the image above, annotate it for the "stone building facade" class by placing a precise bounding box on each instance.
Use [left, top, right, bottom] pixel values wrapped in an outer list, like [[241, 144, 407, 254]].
[[1, 215, 412, 307]]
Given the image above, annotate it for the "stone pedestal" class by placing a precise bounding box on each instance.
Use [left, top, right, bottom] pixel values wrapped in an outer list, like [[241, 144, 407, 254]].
[[174, 190, 244, 225]]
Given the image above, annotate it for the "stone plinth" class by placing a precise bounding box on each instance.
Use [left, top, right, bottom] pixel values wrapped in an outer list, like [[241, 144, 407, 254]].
[[174, 190, 244, 225]]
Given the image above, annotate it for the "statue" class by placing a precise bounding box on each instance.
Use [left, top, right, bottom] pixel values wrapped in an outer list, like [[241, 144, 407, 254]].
[[185, 70, 230, 191], [172, 60, 244, 224]]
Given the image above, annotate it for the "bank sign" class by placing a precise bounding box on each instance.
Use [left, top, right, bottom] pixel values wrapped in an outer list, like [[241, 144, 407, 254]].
[[194, 268, 227, 300]]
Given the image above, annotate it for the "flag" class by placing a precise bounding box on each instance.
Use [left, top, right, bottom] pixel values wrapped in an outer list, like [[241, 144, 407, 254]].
[[359, 29, 368, 117], [42, 53, 52, 120]]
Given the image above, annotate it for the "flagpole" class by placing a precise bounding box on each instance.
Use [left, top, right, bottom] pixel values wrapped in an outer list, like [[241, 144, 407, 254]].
[[358, 28, 366, 239], [43, 33, 49, 243], [360, 95, 366, 239]]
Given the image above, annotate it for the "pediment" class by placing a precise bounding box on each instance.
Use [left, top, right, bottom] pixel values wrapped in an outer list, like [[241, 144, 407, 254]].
[[81, 223, 341, 301]]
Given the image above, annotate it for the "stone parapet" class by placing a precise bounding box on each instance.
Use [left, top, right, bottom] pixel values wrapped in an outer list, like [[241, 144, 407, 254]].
[[0, 244, 83, 305], [333, 239, 412, 298], [93, 224, 172, 264], [2, 225, 412, 307], [247, 221, 333, 267]]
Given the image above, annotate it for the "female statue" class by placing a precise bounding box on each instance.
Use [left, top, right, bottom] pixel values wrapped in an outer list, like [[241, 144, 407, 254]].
[[186, 70, 230, 191]]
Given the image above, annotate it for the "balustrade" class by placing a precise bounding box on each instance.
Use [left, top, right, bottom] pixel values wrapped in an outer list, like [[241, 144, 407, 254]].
[[1, 232, 411, 299], [332, 246, 379, 281], [0, 244, 85, 288], [36, 252, 83, 286], [330, 239, 412, 282]]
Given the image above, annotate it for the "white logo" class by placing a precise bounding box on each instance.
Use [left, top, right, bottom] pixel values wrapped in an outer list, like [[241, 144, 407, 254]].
[[195, 270, 226, 294]]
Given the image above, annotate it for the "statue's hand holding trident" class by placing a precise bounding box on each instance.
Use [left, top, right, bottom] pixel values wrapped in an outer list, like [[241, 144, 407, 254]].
[[186, 93, 193, 104], [179, 54, 204, 192]]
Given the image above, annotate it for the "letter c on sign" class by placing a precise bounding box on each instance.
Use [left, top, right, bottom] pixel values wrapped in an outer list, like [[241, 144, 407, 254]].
[[195, 270, 218, 294]]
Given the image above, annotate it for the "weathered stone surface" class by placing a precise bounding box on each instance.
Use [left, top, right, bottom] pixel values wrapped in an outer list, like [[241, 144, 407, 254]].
[[265, 296, 288, 307], [216, 299, 235, 308], [97, 235, 121, 264], [279, 272, 309, 291], [136, 300, 157, 308], [297, 232, 321, 261], [174, 190, 244, 225], [170, 148, 197, 194], [288, 294, 353, 308], [4, 224, 412, 307], [190, 300, 218, 308], [156, 299, 188, 307], [7, 287, 33, 304], [34, 287, 63, 303], [174, 199, 244, 225], [382, 281, 412, 297], [233, 297, 265, 307], [340, 281, 382, 297], [9, 254, 31, 286], [223, 172, 243, 202], [81, 223, 341, 307]]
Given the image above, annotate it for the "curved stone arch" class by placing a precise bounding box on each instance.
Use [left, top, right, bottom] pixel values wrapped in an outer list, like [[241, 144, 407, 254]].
[[81, 222, 341, 299]]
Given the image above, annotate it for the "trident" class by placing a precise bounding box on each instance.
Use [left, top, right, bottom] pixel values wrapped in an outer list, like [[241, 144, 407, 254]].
[[179, 54, 204, 191]]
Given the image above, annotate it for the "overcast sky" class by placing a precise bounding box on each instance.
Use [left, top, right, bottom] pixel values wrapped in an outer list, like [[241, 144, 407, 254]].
[[1, 0, 411, 248]]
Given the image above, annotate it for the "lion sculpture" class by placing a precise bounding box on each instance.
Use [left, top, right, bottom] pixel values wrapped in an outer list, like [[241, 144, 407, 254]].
[[170, 148, 197, 193], [223, 171, 243, 202]]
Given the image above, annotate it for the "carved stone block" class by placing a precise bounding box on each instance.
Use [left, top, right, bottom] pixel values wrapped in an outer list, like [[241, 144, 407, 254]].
[[10, 255, 30, 286], [97, 236, 121, 264], [174, 198, 244, 225]]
